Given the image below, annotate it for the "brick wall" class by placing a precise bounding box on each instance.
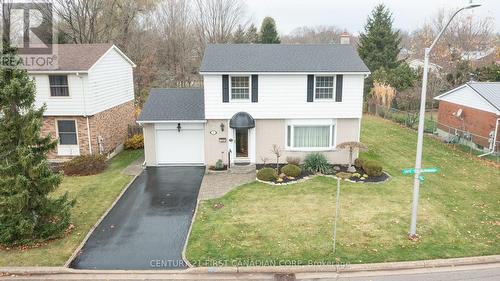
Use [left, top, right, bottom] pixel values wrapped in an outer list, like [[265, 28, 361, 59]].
[[437, 100, 500, 148], [42, 101, 135, 161]]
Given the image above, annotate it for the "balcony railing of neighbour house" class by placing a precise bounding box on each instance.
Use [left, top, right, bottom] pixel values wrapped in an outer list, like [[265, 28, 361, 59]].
[[366, 103, 500, 163]]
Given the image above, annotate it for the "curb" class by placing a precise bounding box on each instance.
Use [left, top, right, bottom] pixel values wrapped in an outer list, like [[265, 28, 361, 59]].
[[2, 255, 499, 275], [63, 172, 142, 268]]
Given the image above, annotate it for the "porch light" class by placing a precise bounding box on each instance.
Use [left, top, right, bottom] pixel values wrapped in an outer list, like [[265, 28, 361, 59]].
[[220, 122, 225, 132], [177, 123, 181, 132]]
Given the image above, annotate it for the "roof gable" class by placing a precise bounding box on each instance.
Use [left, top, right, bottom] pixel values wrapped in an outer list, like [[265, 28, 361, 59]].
[[435, 83, 500, 114], [200, 44, 370, 73]]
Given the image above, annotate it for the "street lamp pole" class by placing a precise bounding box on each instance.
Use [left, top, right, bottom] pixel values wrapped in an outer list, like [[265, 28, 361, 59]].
[[408, 2, 481, 239]]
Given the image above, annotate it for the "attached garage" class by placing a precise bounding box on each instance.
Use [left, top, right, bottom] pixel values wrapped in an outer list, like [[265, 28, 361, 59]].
[[137, 89, 205, 166]]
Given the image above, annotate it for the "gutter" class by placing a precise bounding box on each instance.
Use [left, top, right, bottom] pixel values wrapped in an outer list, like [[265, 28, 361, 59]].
[[479, 118, 500, 157]]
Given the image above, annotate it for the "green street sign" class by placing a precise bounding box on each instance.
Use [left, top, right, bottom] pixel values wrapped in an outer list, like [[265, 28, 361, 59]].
[[402, 167, 439, 175]]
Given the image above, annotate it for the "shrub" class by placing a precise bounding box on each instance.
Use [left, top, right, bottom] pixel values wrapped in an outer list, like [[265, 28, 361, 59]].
[[362, 160, 383, 177], [62, 155, 107, 176], [124, 134, 144, 150], [336, 172, 352, 179], [303, 153, 331, 174], [257, 168, 278, 181], [285, 156, 301, 165], [354, 157, 366, 168], [215, 159, 224, 170], [281, 164, 301, 177]]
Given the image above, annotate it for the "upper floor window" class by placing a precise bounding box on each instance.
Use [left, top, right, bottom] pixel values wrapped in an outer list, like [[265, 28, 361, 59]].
[[230, 76, 250, 100], [315, 76, 335, 99], [49, 75, 69, 97]]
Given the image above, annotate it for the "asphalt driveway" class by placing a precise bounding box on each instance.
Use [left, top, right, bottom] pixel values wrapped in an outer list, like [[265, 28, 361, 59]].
[[70, 166, 205, 270]]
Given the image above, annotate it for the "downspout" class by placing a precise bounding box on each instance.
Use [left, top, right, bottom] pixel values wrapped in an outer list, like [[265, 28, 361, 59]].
[[77, 72, 93, 155], [479, 118, 500, 157]]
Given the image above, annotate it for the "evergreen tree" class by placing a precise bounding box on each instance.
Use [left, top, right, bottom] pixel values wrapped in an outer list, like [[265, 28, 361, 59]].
[[259, 17, 280, 44], [0, 46, 74, 245], [358, 4, 401, 71], [245, 24, 260, 43], [232, 25, 248, 43]]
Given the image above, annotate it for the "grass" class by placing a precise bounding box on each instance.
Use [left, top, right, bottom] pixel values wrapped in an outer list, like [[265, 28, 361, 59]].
[[186, 115, 499, 266], [0, 149, 143, 267]]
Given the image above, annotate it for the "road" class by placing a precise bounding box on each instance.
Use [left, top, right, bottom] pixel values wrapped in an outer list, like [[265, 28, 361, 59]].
[[1, 263, 499, 280]]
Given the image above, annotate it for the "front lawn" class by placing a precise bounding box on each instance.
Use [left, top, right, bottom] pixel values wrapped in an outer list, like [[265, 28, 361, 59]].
[[0, 149, 143, 266], [186, 115, 499, 265]]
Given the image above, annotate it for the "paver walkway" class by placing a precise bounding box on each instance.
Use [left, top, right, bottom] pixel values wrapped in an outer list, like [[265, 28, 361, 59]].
[[198, 170, 255, 200]]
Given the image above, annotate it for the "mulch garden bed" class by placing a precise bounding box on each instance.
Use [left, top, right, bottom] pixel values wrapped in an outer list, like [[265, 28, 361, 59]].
[[256, 163, 389, 184]]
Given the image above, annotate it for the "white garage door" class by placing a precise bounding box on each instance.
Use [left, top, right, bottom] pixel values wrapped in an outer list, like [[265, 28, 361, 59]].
[[155, 123, 204, 165]]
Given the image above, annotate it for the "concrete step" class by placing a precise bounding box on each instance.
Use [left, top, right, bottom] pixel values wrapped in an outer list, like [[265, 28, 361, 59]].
[[230, 164, 256, 174]]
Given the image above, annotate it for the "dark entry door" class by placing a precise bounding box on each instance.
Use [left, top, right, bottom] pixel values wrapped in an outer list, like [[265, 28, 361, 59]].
[[235, 128, 248, 157]]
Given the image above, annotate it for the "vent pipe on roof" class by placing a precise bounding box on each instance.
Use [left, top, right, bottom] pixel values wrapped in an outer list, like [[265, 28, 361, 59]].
[[340, 32, 350, 44]]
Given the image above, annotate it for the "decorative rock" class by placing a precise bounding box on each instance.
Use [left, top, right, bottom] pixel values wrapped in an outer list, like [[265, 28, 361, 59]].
[[333, 166, 341, 171], [279, 173, 286, 178], [347, 166, 356, 173]]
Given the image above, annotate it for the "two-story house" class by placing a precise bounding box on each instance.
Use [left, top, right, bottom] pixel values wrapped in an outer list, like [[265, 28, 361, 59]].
[[31, 44, 136, 161], [137, 43, 369, 166]]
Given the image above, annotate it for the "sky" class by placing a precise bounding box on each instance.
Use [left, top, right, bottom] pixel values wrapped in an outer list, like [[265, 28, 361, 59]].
[[243, 0, 500, 35]]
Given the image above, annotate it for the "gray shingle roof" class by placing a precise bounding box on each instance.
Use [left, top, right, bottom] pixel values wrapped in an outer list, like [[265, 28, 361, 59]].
[[467, 82, 500, 111], [200, 44, 370, 73], [137, 89, 204, 122]]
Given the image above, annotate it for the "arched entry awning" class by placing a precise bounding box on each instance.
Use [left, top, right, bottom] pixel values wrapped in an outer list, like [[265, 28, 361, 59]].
[[229, 112, 255, 129]]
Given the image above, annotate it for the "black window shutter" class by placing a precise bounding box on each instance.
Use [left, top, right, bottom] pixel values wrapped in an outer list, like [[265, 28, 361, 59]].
[[251, 75, 258, 102], [307, 75, 314, 102], [222, 75, 229, 102], [335, 74, 343, 102]]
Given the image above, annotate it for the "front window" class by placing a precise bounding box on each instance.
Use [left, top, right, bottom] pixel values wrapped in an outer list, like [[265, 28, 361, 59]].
[[57, 120, 77, 145], [287, 124, 335, 149], [315, 76, 335, 99], [49, 75, 69, 97], [230, 76, 250, 100]]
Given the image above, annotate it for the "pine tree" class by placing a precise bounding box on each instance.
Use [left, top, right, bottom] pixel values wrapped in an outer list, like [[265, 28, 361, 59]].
[[0, 46, 74, 246], [232, 25, 248, 43], [358, 4, 401, 72], [259, 17, 280, 44], [245, 24, 260, 43]]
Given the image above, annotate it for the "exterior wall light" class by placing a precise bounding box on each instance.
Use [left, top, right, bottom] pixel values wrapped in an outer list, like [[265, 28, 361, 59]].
[[220, 122, 225, 132], [177, 123, 181, 132]]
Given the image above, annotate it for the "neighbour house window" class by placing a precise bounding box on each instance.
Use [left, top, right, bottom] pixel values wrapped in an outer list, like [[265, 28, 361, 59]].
[[315, 76, 335, 99], [49, 75, 69, 96], [230, 76, 250, 100], [57, 120, 77, 145], [287, 124, 336, 149]]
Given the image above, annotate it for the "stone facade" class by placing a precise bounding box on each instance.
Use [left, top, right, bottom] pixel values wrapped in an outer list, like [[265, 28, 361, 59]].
[[437, 100, 500, 150], [42, 101, 135, 161]]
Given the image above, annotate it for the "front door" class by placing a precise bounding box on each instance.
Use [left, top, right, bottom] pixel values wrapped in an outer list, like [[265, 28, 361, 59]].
[[235, 128, 248, 158]]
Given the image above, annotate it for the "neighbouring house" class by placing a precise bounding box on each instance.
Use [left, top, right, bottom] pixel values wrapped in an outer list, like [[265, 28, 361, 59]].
[[31, 44, 136, 161], [434, 82, 500, 153], [137, 43, 370, 166]]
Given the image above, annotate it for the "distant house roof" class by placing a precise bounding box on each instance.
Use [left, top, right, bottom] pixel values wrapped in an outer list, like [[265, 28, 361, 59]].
[[200, 44, 370, 73], [137, 89, 205, 122], [29, 44, 135, 72], [434, 82, 500, 113]]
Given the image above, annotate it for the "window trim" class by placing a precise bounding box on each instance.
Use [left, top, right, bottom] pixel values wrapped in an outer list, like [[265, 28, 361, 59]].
[[229, 75, 251, 102], [313, 75, 336, 101], [49, 75, 70, 98], [285, 119, 337, 151], [56, 119, 79, 146]]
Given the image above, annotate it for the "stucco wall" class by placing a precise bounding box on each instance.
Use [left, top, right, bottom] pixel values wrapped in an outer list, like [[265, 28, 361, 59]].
[[204, 119, 229, 166], [255, 118, 361, 164], [143, 123, 157, 166]]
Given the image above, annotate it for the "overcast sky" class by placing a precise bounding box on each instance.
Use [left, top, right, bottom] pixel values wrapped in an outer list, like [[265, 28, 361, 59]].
[[243, 0, 499, 35]]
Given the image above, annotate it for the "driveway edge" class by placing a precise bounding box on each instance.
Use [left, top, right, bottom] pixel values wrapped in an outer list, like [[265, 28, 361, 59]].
[[63, 172, 142, 268], [2, 255, 499, 275]]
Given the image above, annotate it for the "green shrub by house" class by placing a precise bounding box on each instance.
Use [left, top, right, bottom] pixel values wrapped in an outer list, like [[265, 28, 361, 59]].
[[362, 160, 383, 177], [62, 155, 107, 176], [257, 168, 278, 181], [281, 164, 301, 177], [354, 157, 366, 168], [303, 153, 331, 174]]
